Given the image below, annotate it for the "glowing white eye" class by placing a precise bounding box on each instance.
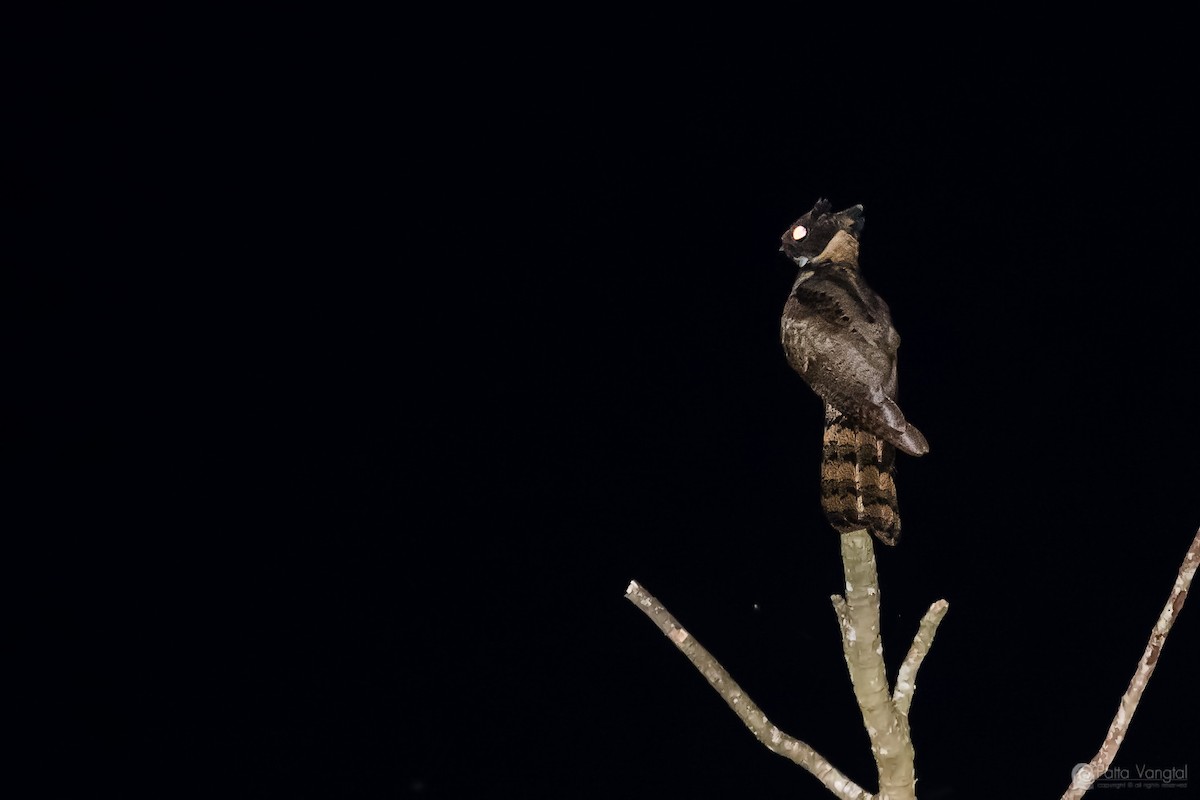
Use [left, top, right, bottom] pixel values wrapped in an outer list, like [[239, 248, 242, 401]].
[[791, 225, 808, 240]]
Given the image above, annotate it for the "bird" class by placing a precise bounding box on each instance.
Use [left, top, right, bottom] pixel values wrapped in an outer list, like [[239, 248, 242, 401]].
[[779, 199, 928, 545]]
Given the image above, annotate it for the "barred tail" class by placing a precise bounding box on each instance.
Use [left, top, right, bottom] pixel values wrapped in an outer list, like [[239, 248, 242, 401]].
[[820, 404, 901, 545]]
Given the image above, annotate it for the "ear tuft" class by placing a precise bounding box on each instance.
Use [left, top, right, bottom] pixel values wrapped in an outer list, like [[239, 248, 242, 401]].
[[839, 203, 865, 235]]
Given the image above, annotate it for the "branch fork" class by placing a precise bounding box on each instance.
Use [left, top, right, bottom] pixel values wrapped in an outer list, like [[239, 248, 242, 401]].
[[627, 526, 1199, 800], [626, 529, 948, 800]]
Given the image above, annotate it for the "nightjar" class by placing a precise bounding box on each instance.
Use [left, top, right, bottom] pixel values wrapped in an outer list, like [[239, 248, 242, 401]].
[[779, 199, 928, 545]]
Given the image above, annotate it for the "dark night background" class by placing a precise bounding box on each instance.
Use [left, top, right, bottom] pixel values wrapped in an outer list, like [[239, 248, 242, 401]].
[[15, 10, 1200, 799]]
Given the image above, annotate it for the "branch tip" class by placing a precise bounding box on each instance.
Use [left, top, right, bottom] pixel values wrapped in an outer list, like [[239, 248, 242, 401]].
[[624, 579, 871, 800]]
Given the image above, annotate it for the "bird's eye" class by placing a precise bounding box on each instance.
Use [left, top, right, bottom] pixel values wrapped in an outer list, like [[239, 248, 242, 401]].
[[791, 225, 808, 241]]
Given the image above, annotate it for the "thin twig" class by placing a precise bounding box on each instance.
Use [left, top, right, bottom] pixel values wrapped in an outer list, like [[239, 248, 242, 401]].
[[625, 580, 873, 800], [1061, 526, 1200, 800], [893, 600, 950, 717]]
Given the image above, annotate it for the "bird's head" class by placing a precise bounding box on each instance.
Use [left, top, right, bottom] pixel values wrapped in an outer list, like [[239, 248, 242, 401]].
[[779, 199, 864, 267]]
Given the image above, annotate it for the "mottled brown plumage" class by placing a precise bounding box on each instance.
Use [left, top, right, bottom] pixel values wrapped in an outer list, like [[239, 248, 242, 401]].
[[779, 199, 927, 545]]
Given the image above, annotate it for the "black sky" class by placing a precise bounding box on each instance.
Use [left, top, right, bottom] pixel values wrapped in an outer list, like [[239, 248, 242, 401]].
[[17, 11, 1200, 799]]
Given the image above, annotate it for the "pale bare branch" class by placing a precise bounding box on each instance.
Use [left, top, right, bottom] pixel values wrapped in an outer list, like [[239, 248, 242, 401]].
[[835, 530, 916, 800], [1061, 526, 1200, 800], [625, 580, 873, 800], [893, 600, 950, 717]]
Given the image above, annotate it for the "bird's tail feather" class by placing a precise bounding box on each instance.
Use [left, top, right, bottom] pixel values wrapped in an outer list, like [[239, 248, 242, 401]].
[[820, 404, 901, 545]]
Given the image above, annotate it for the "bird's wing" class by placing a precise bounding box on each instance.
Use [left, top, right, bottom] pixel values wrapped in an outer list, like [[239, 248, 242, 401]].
[[783, 275, 927, 456]]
